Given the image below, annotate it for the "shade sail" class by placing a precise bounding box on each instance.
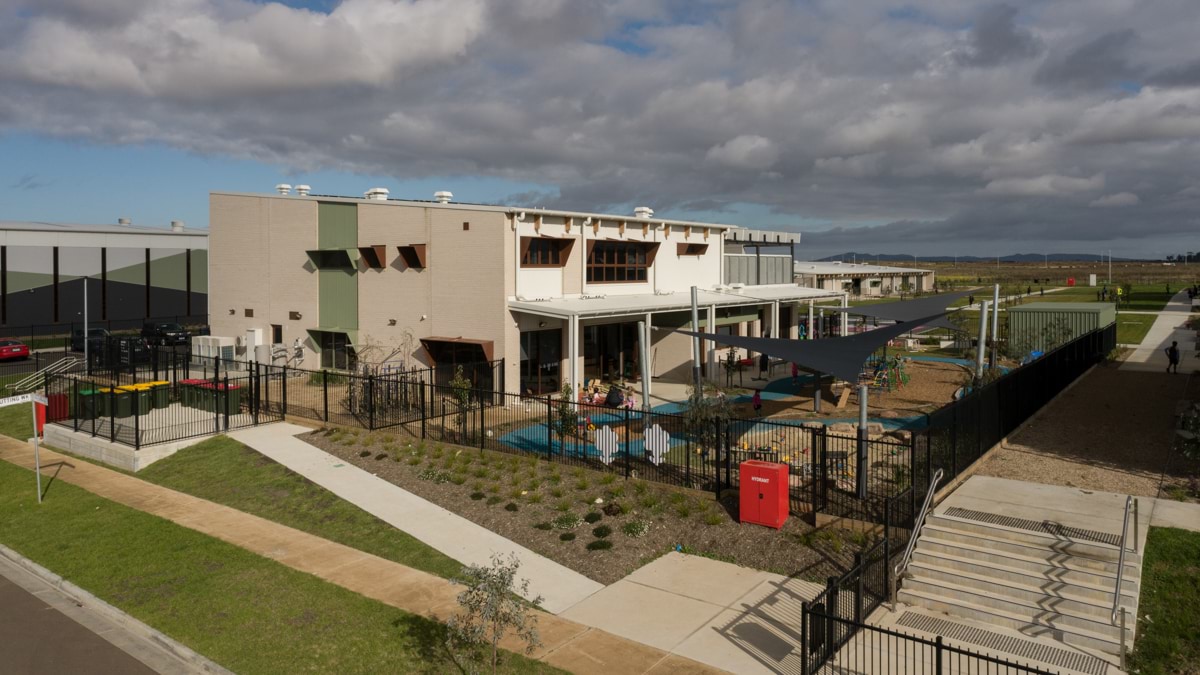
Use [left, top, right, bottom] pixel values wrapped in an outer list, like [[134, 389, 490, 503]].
[[825, 289, 973, 323], [676, 312, 947, 383]]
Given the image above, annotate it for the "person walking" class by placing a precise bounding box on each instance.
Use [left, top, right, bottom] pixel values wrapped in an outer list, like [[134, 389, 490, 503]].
[[752, 389, 763, 416], [758, 351, 769, 380], [1166, 341, 1181, 374], [968, 294, 975, 308], [791, 362, 800, 389]]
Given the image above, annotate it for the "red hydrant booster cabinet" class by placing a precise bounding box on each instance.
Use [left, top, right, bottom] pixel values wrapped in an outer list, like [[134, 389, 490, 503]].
[[739, 460, 789, 529]]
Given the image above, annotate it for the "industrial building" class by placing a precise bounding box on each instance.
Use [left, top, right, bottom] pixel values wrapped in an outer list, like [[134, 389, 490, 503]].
[[793, 260, 935, 297], [208, 186, 842, 394], [0, 219, 208, 333]]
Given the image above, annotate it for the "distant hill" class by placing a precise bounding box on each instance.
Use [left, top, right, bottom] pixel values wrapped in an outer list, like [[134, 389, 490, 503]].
[[816, 253, 1142, 263]]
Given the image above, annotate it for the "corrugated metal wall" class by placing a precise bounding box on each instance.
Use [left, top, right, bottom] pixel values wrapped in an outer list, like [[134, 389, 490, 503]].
[[1007, 305, 1116, 352], [724, 254, 791, 285]]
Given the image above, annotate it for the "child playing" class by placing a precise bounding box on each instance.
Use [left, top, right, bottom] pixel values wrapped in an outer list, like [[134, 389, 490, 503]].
[[752, 389, 762, 416], [791, 363, 800, 389]]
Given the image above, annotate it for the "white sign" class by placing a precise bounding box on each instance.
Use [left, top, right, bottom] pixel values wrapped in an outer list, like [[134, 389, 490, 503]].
[[645, 424, 671, 466], [0, 393, 47, 408], [594, 426, 619, 466]]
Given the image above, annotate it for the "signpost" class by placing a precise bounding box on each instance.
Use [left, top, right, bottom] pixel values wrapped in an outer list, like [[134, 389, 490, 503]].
[[0, 393, 48, 503]]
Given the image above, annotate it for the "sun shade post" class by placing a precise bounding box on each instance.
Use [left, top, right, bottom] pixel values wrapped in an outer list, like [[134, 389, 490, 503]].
[[856, 384, 868, 500], [690, 286, 702, 394], [975, 300, 989, 382]]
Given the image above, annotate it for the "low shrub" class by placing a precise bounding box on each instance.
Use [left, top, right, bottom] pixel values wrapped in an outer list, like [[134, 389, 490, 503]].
[[486, 496, 503, 506], [599, 474, 617, 486], [703, 513, 723, 526], [417, 469, 452, 484], [559, 533, 576, 542], [504, 502, 519, 512], [586, 539, 613, 551], [622, 519, 651, 538], [554, 500, 572, 512], [552, 512, 583, 530], [450, 474, 467, 485], [406, 457, 422, 466], [584, 512, 602, 524], [675, 504, 692, 519], [602, 502, 627, 517], [592, 525, 612, 538], [526, 493, 544, 504], [574, 479, 590, 491], [469, 491, 486, 501], [533, 522, 552, 531], [550, 487, 564, 499], [359, 450, 372, 458]]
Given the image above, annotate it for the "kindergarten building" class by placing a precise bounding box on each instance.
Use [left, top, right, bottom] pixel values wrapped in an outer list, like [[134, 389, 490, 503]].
[[208, 187, 842, 395]]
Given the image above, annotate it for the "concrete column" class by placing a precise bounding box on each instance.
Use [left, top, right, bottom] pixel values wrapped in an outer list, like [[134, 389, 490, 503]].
[[771, 301, 780, 341], [841, 293, 849, 337], [808, 302, 815, 340], [568, 314, 580, 395], [643, 312, 653, 398], [707, 305, 718, 381]]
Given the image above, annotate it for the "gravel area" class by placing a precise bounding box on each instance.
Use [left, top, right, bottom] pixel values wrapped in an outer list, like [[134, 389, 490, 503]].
[[302, 429, 869, 585], [753, 360, 969, 421], [974, 365, 1190, 498]]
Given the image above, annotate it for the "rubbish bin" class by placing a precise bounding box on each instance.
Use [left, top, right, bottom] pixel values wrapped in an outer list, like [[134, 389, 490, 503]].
[[180, 379, 206, 409], [76, 389, 99, 421], [100, 388, 132, 418], [147, 381, 170, 409], [120, 386, 153, 415], [220, 384, 243, 415]]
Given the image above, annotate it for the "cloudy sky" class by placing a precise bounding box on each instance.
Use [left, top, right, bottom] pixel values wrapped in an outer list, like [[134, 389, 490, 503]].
[[2, 0, 1199, 259]]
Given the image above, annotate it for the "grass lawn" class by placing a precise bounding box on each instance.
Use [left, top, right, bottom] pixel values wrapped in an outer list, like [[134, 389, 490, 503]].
[[1129, 527, 1200, 674], [137, 436, 463, 579], [1116, 313, 1158, 345], [0, 460, 555, 675]]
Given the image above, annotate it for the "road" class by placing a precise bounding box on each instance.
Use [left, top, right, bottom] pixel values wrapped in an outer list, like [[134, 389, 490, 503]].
[[0, 563, 159, 675]]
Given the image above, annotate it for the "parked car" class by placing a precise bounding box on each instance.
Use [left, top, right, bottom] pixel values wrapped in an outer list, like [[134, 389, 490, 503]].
[[0, 339, 29, 361], [141, 322, 190, 346], [71, 327, 112, 352]]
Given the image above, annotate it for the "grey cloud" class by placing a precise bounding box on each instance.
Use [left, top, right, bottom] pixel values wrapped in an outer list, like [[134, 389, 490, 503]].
[[0, 0, 1199, 257], [1148, 59, 1200, 87], [1035, 30, 1142, 90], [955, 4, 1042, 68]]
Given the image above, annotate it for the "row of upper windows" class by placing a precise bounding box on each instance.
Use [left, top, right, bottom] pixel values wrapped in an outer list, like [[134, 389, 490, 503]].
[[520, 237, 708, 283]]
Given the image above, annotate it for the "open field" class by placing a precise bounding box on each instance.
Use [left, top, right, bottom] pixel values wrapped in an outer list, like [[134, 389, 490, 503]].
[[922, 260, 1200, 289]]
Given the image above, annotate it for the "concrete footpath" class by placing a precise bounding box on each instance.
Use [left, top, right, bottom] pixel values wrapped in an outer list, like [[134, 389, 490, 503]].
[[0, 438, 724, 675], [228, 424, 603, 614], [1121, 290, 1196, 372]]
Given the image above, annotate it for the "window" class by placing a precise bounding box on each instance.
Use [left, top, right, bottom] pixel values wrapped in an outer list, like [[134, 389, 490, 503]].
[[522, 238, 562, 267], [244, 308, 254, 317], [396, 244, 427, 269], [271, 324, 283, 343], [676, 243, 708, 256], [586, 241, 658, 283], [318, 331, 355, 370]]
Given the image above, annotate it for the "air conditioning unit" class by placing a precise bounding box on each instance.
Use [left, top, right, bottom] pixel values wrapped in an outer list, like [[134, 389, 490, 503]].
[[254, 344, 273, 364]]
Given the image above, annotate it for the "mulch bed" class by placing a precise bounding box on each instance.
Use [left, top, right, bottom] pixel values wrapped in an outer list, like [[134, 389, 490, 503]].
[[302, 428, 870, 585]]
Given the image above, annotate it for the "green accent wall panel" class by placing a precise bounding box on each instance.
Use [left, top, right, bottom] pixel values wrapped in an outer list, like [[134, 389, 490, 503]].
[[318, 202, 358, 249], [190, 249, 208, 290], [319, 268, 358, 329], [149, 250, 189, 292]]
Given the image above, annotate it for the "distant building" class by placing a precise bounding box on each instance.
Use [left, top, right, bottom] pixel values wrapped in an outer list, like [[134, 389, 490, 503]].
[[793, 261, 935, 297], [209, 187, 841, 394], [0, 219, 208, 332]]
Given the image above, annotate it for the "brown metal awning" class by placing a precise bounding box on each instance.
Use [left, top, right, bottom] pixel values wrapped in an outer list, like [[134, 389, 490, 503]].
[[420, 336, 494, 363], [397, 244, 427, 269]]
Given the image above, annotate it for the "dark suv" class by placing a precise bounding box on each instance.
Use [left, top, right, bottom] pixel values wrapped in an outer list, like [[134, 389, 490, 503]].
[[141, 322, 190, 346], [71, 327, 111, 352]]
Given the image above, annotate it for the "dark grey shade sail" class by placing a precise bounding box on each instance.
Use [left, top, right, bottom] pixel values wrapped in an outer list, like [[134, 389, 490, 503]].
[[824, 289, 974, 323], [676, 312, 948, 383]]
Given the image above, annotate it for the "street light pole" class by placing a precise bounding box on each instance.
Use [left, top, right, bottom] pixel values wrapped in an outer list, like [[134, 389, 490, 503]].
[[1108, 250, 1112, 284]]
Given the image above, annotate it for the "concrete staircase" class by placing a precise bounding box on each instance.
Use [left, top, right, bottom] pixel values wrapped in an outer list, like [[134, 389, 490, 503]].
[[897, 510, 1140, 659]]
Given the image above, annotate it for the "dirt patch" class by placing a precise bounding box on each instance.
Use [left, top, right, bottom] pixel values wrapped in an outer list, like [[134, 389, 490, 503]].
[[974, 365, 1190, 498], [303, 429, 870, 585]]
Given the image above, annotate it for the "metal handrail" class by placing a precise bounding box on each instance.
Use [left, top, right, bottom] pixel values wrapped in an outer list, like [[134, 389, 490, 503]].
[[1112, 495, 1138, 669], [891, 468, 944, 606], [5, 355, 81, 392]]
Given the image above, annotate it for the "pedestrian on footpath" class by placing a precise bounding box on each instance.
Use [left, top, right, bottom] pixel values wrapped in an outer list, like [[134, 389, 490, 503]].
[[1166, 341, 1181, 374]]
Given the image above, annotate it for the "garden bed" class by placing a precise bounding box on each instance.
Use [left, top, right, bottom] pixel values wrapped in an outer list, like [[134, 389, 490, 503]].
[[302, 428, 873, 585]]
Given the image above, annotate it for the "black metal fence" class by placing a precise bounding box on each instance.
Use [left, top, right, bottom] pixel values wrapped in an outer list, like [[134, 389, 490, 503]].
[[45, 367, 281, 449]]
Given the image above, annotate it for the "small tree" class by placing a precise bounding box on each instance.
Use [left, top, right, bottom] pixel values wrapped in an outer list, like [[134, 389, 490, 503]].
[[447, 553, 543, 675], [682, 383, 732, 458], [553, 381, 579, 437], [449, 365, 473, 441]]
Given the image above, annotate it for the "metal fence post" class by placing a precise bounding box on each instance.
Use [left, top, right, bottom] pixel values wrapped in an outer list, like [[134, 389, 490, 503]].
[[800, 604, 809, 675], [72, 379, 79, 433], [478, 388, 485, 451], [935, 635, 944, 675], [282, 364, 288, 417], [322, 370, 330, 422], [133, 398, 140, 450], [713, 419, 722, 497], [109, 388, 116, 443], [223, 375, 231, 431], [368, 375, 376, 430], [546, 396, 554, 457], [623, 406, 631, 480], [252, 363, 260, 425], [420, 384, 427, 439], [853, 552, 865, 625]]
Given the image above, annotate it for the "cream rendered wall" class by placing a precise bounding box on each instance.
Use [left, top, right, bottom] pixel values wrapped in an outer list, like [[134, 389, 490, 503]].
[[428, 208, 512, 386], [209, 195, 320, 365], [513, 216, 580, 299], [650, 226, 723, 293], [357, 202, 431, 366]]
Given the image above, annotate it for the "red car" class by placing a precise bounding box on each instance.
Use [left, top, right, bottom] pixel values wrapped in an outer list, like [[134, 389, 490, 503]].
[[0, 340, 29, 361]]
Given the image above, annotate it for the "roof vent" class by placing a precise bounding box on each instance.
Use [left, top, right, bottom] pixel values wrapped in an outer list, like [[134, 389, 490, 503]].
[[634, 206, 654, 219], [433, 190, 453, 204], [170, 220, 185, 232], [295, 184, 311, 196], [365, 187, 389, 201], [118, 217, 132, 226], [275, 183, 292, 195]]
